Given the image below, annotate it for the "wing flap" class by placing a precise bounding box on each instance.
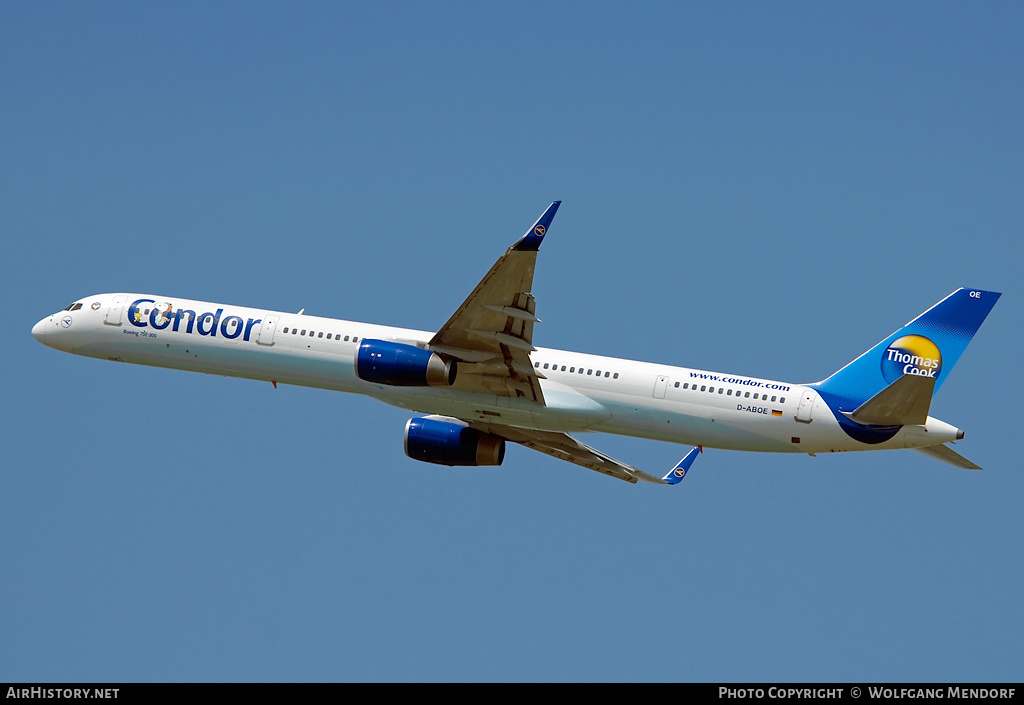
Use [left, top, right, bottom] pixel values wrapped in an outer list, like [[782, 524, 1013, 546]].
[[481, 304, 542, 322], [468, 329, 537, 352]]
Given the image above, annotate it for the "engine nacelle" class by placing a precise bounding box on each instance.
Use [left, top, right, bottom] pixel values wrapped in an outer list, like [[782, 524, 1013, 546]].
[[404, 418, 506, 467], [355, 339, 456, 387]]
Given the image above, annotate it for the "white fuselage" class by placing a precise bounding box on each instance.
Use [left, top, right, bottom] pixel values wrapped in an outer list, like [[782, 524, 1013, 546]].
[[32, 293, 962, 456]]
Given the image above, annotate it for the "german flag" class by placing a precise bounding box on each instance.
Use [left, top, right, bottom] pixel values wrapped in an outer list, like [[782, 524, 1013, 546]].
[[772, 409, 783, 417]]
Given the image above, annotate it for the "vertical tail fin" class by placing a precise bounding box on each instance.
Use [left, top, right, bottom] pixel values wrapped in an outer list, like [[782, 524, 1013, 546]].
[[812, 288, 1000, 409]]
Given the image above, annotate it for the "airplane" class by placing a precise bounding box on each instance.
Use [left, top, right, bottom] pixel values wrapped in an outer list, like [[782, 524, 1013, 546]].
[[31, 202, 1000, 484]]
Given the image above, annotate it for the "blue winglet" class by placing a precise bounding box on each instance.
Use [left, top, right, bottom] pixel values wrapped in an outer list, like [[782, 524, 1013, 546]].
[[662, 446, 702, 484], [513, 201, 561, 252]]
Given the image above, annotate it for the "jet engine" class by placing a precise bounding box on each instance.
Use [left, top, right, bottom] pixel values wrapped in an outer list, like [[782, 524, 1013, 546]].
[[355, 339, 456, 387], [404, 417, 506, 467]]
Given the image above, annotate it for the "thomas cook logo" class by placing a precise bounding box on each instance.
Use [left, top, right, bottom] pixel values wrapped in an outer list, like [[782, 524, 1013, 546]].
[[533, 224, 546, 237], [881, 335, 942, 384]]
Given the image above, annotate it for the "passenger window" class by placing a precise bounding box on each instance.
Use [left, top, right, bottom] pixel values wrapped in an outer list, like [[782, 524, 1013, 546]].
[[562, 366, 567, 372], [596, 370, 601, 377], [674, 382, 680, 388], [613, 373, 618, 379], [318, 332, 324, 338], [327, 333, 332, 339], [301, 330, 306, 335], [570, 367, 575, 373], [283, 327, 289, 333], [745, 392, 750, 398], [701, 385, 706, 392], [292, 329, 298, 335], [683, 383, 688, 389], [543, 363, 549, 369], [771, 395, 776, 402], [709, 387, 714, 393], [780, 397, 786, 404], [727, 389, 732, 395], [587, 369, 592, 375], [718, 388, 724, 394], [345, 335, 350, 341], [353, 337, 358, 342]]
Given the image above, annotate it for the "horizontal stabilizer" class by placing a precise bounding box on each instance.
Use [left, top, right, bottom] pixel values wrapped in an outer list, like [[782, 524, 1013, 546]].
[[843, 374, 935, 426], [913, 444, 981, 470]]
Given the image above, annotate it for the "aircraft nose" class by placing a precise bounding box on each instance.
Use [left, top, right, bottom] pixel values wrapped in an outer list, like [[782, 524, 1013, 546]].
[[32, 317, 48, 344]]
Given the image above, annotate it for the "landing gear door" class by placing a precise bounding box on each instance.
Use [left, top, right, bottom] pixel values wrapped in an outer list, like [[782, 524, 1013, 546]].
[[105, 295, 127, 326], [796, 389, 816, 423], [257, 315, 279, 346]]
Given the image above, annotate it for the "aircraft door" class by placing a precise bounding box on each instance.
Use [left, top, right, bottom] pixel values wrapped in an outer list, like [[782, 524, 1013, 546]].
[[653, 375, 669, 399], [257, 315, 279, 346], [796, 389, 815, 423], [104, 295, 127, 326]]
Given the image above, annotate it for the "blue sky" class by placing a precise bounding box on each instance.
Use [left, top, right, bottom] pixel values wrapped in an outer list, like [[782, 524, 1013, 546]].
[[3, 2, 1022, 682]]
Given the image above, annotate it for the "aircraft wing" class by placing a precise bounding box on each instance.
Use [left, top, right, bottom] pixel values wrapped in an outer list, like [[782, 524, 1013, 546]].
[[468, 422, 669, 484], [428, 202, 561, 404]]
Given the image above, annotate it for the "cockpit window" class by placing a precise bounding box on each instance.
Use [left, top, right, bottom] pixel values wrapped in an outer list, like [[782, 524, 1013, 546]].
[[63, 303, 83, 311]]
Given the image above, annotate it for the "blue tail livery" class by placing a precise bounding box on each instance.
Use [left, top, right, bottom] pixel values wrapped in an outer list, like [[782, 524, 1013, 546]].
[[812, 288, 1000, 407], [810, 288, 1000, 444]]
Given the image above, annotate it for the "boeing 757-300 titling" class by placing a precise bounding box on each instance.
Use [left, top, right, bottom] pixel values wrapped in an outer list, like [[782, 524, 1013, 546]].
[[32, 203, 1000, 484]]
